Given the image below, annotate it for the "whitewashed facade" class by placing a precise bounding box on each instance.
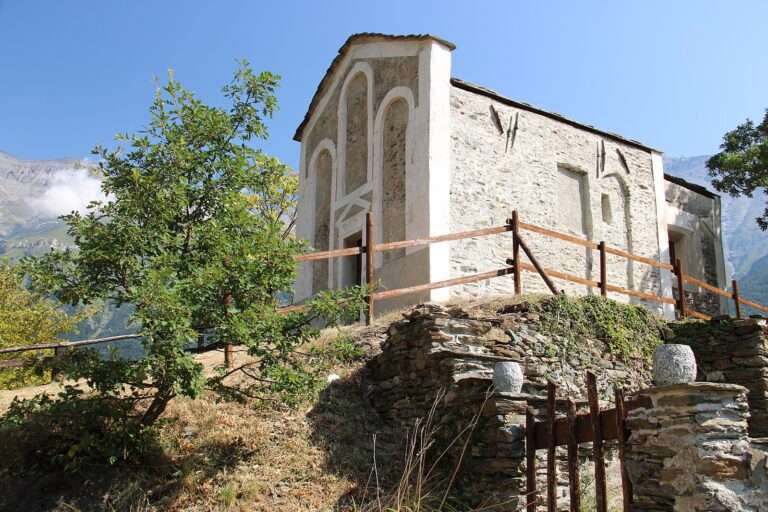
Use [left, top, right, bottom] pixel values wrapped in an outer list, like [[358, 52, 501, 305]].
[[293, 33, 726, 318]]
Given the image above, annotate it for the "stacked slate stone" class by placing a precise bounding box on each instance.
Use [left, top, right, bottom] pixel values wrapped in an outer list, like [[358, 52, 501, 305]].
[[670, 318, 768, 438], [625, 382, 768, 511], [366, 303, 653, 425], [365, 302, 652, 510]]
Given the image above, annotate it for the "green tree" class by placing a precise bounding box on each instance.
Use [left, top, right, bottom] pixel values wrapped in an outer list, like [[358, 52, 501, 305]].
[[12, 62, 363, 465], [0, 262, 82, 389], [707, 109, 768, 229]]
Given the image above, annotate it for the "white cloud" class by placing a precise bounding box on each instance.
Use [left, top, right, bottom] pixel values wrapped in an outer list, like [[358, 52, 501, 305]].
[[31, 169, 111, 217]]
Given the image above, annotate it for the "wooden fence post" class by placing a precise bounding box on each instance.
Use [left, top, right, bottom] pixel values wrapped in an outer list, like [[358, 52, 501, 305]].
[[614, 387, 632, 512], [51, 346, 65, 380], [547, 381, 557, 512], [674, 258, 687, 319], [587, 372, 608, 512], [526, 407, 537, 512], [365, 212, 375, 326], [512, 211, 522, 295], [566, 399, 581, 512], [732, 279, 742, 319], [598, 241, 607, 297], [224, 291, 233, 368]]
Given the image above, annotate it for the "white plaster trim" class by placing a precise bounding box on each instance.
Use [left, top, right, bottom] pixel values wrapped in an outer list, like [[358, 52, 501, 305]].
[[372, 87, 416, 268], [712, 196, 728, 296], [651, 152, 675, 319], [336, 62, 374, 202], [332, 182, 374, 209], [306, 139, 337, 291], [351, 41, 424, 59], [298, 40, 430, 166], [334, 210, 367, 289], [424, 41, 453, 302]]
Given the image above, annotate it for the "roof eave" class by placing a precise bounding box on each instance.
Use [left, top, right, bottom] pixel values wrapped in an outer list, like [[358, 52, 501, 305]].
[[450, 78, 660, 153]]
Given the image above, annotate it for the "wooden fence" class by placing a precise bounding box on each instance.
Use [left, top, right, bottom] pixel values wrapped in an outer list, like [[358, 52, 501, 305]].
[[526, 371, 643, 512], [292, 209, 766, 324], [2, 210, 767, 368]]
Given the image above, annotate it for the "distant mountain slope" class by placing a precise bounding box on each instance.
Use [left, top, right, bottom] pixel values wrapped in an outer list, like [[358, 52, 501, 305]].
[[0, 151, 133, 341], [0, 151, 84, 256], [664, 155, 768, 315]]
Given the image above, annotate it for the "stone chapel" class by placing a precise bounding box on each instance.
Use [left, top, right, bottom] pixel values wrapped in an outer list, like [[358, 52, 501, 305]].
[[293, 33, 727, 319]]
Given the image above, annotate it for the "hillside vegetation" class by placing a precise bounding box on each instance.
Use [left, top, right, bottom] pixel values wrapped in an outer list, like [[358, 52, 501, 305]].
[[0, 295, 672, 511]]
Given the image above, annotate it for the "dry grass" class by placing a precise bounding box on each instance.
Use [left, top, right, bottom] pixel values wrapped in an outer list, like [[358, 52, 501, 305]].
[[0, 325, 408, 512], [0, 295, 610, 512]]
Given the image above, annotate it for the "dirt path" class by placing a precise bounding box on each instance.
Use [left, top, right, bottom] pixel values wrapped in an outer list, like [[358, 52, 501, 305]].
[[0, 348, 249, 413]]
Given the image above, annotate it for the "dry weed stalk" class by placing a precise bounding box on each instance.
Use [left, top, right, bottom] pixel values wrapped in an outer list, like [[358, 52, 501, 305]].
[[356, 387, 498, 512]]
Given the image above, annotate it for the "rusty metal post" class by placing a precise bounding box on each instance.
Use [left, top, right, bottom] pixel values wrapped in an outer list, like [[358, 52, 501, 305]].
[[365, 212, 375, 325], [732, 279, 742, 319], [224, 292, 233, 368], [512, 211, 522, 295], [598, 241, 607, 297], [674, 258, 687, 319], [615, 387, 632, 512], [566, 399, 581, 512], [547, 381, 557, 512], [526, 407, 537, 512], [587, 372, 607, 512]]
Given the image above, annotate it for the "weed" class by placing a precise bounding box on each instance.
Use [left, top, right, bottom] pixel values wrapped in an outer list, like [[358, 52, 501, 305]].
[[531, 295, 664, 363], [217, 482, 238, 509]]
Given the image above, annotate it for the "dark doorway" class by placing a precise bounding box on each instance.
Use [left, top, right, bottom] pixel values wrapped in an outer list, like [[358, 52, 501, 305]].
[[341, 232, 363, 288]]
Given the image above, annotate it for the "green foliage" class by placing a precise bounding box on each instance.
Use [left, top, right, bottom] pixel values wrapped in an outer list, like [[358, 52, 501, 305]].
[[530, 295, 665, 362], [0, 382, 157, 471], [0, 261, 83, 389], [322, 335, 366, 364], [7, 62, 363, 468], [707, 109, 768, 229], [310, 333, 365, 365]]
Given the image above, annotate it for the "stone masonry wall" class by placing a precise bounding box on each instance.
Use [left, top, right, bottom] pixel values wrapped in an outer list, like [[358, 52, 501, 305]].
[[365, 302, 653, 509], [448, 86, 665, 313], [669, 318, 768, 438], [366, 303, 652, 426], [625, 383, 768, 511]]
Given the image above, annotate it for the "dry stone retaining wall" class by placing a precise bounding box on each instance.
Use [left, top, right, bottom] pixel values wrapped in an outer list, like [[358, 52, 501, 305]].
[[669, 318, 768, 437], [625, 383, 768, 511], [363, 303, 768, 509], [365, 302, 653, 509]]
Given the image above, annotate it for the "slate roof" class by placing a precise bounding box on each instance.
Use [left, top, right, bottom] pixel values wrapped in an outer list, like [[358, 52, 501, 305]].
[[664, 173, 719, 199]]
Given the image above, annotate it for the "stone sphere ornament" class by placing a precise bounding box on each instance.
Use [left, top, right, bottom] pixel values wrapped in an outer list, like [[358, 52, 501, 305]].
[[653, 344, 697, 386], [493, 361, 524, 393]]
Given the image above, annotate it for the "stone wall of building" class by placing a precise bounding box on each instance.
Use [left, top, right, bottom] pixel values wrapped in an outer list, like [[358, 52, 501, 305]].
[[669, 318, 768, 437], [666, 178, 727, 315], [625, 383, 768, 511], [448, 85, 666, 313]]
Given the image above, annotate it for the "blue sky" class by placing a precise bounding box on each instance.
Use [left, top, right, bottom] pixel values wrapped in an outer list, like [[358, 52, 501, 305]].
[[1, 1, 766, 168]]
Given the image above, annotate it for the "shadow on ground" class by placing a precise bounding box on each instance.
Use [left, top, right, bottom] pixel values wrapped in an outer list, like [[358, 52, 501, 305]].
[[0, 423, 254, 511], [306, 366, 405, 509]]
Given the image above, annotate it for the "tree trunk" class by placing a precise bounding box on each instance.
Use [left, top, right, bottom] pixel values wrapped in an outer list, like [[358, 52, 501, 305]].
[[140, 389, 174, 427]]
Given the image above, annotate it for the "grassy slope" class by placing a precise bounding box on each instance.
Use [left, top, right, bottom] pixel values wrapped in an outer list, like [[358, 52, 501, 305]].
[[0, 328, 403, 512], [0, 295, 669, 511]]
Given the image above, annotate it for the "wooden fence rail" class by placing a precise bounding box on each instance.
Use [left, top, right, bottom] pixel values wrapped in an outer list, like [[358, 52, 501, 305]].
[[3, 210, 767, 368]]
